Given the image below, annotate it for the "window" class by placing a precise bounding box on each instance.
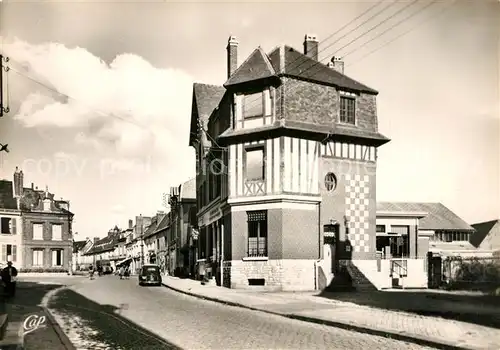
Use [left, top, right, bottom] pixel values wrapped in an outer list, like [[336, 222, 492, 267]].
[[243, 92, 264, 118], [33, 249, 43, 266], [245, 147, 264, 181], [52, 224, 62, 240], [324, 173, 337, 192], [52, 250, 63, 267], [376, 225, 386, 233], [33, 223, 44, 240], [0, 217, 16, 234], [340, 96, 355, 124], [247, 210, 268, 257], [1, 244, 17, 262]]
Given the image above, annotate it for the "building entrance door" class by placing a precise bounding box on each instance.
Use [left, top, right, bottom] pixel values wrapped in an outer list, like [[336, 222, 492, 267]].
[[323, 224, 340, 273]]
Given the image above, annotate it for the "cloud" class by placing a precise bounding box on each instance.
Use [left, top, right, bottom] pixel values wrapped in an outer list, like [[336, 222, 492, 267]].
[[2, 37, 195, 160]]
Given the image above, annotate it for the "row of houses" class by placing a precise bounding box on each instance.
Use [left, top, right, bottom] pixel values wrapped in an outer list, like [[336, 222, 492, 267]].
[[72, 178, 197, 276], [0, 167, 73, 271]]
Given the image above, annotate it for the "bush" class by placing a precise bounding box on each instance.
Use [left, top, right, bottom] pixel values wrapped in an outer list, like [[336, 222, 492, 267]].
[[447, 257, 500, 292], [19, 268, 69, 273]]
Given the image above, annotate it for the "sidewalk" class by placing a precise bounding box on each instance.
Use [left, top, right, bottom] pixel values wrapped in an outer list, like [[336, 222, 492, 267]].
[[161, 275, 500, 350]]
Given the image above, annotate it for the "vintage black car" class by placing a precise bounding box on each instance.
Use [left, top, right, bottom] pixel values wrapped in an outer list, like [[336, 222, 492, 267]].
[[138, 264, 162, 286]]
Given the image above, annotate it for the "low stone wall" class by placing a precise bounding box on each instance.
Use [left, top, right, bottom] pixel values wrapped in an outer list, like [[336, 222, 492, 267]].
[[228, 259, 316, 291]]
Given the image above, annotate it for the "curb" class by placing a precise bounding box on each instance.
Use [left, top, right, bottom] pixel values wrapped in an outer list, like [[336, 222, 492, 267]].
[[0, 314, 8, 341], [40, 286, 76, 350], [162, 282, 471, 350]]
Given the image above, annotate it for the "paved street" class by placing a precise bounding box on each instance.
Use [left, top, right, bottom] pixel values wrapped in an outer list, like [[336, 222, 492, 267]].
[[0, 277, 81, 349], [47, 275, 436, 350]]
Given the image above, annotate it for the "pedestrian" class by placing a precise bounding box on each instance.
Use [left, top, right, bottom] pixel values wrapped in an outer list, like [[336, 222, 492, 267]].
[[124, 266, 130, 279], [119, 266, 125, 279], [89, 265, 94, 280], [1, 261, 18, 298]]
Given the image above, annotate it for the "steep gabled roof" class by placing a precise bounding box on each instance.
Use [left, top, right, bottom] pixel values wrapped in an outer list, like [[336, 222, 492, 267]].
[[470, 219, 500, 248], [377, 202, 474, 231], [73, 240, 87, 252], [154, 214, 170, 234], [224, 47, 276, 86], [189, 83, 226, 147], [224, 45, 377, 94]]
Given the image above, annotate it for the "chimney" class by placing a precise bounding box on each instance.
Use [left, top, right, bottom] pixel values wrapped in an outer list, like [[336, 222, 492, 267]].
[[303, 34, 319, 61], [226, 35, 238, 78], [19, 170, 24, 196], [93, 237, 99, 243], [128, 219, 133, 229], [13, 167, 20, 197], [331, 56, 344, 74], [31, 183, 34, 190]]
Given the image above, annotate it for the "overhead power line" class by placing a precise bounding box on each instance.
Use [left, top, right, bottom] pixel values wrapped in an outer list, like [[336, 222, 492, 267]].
[[342, 0, 440, 59], [331, 0, 421, 56], [285, 0, 387, 73], [347, 0, 457, 67]]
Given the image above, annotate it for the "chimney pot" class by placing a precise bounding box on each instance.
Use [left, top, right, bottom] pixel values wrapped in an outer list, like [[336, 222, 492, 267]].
[[226, 35, 238, 78], [303, 34, 319, 61], [331, 56, 345, 74]]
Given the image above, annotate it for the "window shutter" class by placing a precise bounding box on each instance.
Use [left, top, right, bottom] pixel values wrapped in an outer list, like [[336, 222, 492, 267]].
[[12, 245, 17, 262], [11, 219, 16, 234], [52, 250, 57, 266], [1, 245, 6, 262]]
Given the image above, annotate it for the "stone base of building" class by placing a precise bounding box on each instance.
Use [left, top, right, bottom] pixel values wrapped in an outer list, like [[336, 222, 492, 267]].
[[225, 259, 316, 291]]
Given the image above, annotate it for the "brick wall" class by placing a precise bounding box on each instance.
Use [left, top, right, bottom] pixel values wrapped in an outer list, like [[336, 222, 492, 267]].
[[279, 77, 378, 132]]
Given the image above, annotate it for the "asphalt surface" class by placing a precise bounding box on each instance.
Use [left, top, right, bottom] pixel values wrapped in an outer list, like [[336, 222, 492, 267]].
[[46, 275, 437, 350]]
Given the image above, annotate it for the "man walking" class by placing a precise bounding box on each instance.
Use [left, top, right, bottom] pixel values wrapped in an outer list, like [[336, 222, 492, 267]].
[[1, 261, 18, 298]]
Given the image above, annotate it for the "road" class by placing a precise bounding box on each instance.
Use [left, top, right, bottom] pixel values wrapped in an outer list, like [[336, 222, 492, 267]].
[[45, 275, 436, 350]]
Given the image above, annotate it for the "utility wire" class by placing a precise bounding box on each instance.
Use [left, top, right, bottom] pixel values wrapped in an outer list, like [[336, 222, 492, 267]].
[[331, 0, 421, 56], [285, 0, 387, 73], [347, 0, 457, 67], [6, 60, 151, 132], [342, 0, 440, 58]]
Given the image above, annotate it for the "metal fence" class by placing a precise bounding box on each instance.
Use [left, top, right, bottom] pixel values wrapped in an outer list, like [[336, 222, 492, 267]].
[[441, 255, 500, 291]]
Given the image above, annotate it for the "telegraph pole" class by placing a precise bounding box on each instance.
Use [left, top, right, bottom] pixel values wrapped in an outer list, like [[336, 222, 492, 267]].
[[0, 54, 10, 117]]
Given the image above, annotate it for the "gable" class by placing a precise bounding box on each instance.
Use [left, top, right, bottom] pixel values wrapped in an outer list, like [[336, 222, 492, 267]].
[[471, 220, 500, 249], [189, 83, 226, 147], [224, 47, 276, 87]]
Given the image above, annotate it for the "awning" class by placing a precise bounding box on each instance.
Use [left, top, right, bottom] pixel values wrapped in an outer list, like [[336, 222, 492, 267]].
[[117, 257, 132, 266]]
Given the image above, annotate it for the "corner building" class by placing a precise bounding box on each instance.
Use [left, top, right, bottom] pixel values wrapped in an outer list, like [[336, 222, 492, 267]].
[[189, 34, 390, 291]]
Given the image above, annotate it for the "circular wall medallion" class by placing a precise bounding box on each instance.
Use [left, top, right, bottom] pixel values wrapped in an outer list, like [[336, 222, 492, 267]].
[[324, 172, 337, 192]]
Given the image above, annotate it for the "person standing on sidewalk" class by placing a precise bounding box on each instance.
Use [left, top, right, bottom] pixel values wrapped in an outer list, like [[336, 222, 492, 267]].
[[1, 261, 18, 297]]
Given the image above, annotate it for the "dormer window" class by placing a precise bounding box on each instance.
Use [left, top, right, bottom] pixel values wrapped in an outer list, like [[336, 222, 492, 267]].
[[43, 199, 51, 211]]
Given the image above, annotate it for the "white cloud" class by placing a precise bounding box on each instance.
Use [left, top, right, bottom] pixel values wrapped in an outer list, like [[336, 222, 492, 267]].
[[3, 37, 195, 160]]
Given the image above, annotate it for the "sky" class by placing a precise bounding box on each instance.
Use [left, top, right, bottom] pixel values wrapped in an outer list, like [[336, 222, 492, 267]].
[[0, 0, 498, 239]]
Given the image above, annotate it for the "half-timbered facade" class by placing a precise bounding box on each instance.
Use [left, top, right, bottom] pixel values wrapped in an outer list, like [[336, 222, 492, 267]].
[[189, 34, 390, 291]]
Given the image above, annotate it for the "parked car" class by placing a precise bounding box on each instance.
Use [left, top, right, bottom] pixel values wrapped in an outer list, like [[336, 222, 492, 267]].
[[138, 264, 162, 286]]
